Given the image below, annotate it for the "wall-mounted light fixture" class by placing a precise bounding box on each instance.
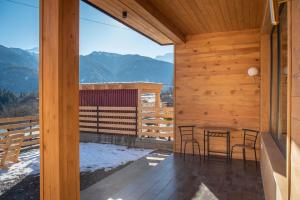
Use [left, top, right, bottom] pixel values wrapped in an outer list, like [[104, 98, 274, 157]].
[[247, 66, 260, 83], [248, 67, 259, 77]]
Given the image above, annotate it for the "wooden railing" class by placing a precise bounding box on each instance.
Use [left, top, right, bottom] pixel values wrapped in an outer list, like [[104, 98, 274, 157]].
[[0, 116, 39, 148], [79, 106, 138, 136], [138, 104, 174, 139], [0, 116, 39, 168]]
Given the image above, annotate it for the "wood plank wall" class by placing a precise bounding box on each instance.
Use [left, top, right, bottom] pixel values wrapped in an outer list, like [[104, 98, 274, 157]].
[[174, 29, 261, 160], [290, 0, 300, 198]]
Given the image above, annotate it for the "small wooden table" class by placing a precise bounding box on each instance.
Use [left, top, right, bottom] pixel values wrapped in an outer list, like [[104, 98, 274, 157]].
[[201, 127, 232, 161]]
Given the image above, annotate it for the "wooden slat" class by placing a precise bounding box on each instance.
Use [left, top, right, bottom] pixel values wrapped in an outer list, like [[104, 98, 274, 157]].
[[160, 114, 174, 118], [80, 127, 98, 132], [98, 128, 136, 135], [0, 116, 38, 123], [0, 122, 38, 130], [79, 106, 98, 110], [22, 139, 40, 147], [141, 107, 156, 112], [140, 126, 173, 131], [79, 117, 98, 121], [24, 134, 39, 140], [99, 112, 136, 117], [99, 123, 136, 129], [79, 111, 98, 116], [99, 117, 136, 123], [98, 106, 137, 111], [138, 131, 173, 138], [0, 128, 39, 137], [79, 122, 98, 127], [140, 113, 156, 118], [142, 119, 173, 124], [161, 107, 174, 112]]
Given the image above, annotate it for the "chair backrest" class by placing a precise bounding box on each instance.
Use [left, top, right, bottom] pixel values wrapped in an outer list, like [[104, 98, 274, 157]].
[[243, 129, 259, 148], [178, 125, 195, 141]]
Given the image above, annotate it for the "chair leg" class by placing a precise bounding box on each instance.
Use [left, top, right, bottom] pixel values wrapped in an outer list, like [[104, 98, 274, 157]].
[[196, 142, 201, 161], [254, 148, 258, 167], [230, 146, 234, 160], [184, 142, 187, 161], [243, 148, 246, 167], [180, 137, 183, 156], [192, 142, 195, 158]]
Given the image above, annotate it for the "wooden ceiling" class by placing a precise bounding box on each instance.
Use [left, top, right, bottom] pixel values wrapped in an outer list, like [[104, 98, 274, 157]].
[[86, 0, 264, 45]]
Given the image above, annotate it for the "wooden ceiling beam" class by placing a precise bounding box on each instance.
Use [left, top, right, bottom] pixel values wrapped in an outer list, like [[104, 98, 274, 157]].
[[85, 0, 185, 45], [121, 0, 186, 44]]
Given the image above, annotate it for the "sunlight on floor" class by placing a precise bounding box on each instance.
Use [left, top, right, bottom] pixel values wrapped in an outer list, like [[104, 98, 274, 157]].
[[192, 183, 219, 200], [145, 156, 165, 161], [145, 152, 171, 167], [107, 198, 123, 200]]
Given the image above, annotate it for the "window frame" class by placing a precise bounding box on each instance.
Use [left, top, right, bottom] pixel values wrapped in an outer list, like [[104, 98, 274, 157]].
[[269, 4, 287, 157]]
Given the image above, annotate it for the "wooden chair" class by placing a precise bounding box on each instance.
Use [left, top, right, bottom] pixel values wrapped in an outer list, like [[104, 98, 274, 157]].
[[0, 133, 24, 169], [230, 128, 260, 165], [178, 125, 201, 160]]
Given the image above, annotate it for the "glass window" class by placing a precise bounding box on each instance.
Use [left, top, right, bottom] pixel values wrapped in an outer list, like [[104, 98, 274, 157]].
[[270, 4, 287, 156]]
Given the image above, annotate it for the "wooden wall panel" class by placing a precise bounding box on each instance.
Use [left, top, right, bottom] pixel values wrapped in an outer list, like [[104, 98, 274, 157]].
[[175, 29, 261, 160], [290, 0, 300, 198]]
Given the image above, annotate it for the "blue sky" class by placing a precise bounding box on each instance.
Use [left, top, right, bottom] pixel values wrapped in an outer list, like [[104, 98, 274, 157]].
[[0, 0, 173, 58]]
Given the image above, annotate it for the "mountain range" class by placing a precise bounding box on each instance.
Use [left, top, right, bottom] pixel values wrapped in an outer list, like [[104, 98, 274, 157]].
[[0, 45, 173, 93]]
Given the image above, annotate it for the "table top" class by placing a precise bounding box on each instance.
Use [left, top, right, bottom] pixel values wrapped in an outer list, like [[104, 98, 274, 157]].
[[197, 126, 238, 132], [177, 125, 240, 132]]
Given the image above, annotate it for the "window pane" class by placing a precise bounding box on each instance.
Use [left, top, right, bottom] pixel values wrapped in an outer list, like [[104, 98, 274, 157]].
[[278, 5, 287, 152], [270, 4, 287, 156]]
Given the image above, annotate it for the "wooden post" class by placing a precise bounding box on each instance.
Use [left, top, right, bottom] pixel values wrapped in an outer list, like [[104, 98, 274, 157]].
[[39, 0, 79, 200], [260, 34, 271, 133], [137, 90, 142, 136], [155, 90, 161, 137]]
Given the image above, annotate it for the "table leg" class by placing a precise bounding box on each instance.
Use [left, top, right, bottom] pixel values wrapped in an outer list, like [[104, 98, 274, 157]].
[[207, 131, 210, 159], [227, 131, 230, 161], [203, 130, 206, 159]]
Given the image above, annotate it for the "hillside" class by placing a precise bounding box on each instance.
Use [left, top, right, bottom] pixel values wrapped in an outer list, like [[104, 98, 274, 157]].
[[0, 45, 173, 93]]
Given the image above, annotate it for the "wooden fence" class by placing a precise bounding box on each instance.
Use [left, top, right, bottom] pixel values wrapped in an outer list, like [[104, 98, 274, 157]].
[[0, 116, 39, 168], [79, 106, 138, 136], [138, 103, 174, 139], [79, 105, 174, 139]]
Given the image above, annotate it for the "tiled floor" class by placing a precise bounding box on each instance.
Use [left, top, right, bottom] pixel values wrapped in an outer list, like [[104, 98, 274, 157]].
[[81, 153, 264, 200]]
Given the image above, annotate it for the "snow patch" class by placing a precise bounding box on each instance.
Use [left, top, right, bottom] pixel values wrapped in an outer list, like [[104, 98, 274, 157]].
[[80, 143, 152, 172], [0, 143, 152, 191]]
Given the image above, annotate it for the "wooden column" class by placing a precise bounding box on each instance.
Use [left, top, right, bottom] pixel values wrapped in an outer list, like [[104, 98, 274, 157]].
[[260, 34, 271, 133], [289, 0, 300, 198], [155, 91, 161, 137], [137, 90, 142, 136], [39, 0, 80, 200]]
